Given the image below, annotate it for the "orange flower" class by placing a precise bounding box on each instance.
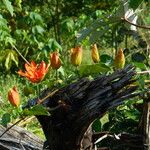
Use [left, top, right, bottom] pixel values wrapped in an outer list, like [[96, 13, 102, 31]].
[[114, 48, 125, 69], [71, 46, 82, 66], [18, 61, 50, 83], [50, 52, 61, 69], [91, 44, 100, 63], [8, 86, 20, 107]]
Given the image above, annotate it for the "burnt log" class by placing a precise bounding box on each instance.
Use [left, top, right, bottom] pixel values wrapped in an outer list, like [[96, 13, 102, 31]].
[[25, 65, 139, 150], [0, 124, 43, 150]]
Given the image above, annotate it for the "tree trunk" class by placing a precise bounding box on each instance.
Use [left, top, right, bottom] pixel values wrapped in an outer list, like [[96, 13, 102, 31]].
[[24, 65, 139, 150], [143, 102, 150, 150], [143, 93, 150, 150]]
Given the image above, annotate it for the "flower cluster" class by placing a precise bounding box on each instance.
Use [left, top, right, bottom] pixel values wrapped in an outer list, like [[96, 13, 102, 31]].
[[70, 43, 100, 67], [8, 45, 125, 107], [17, 44, 101, 85]]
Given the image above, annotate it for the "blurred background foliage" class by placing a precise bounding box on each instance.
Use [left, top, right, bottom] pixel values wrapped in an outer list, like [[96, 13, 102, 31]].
[[0, 0, 149, 147]]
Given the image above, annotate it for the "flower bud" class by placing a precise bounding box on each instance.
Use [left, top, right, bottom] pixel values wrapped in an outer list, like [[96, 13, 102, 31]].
[[71, 46, 82, 66], [114, 48, 125, 69], [91, 44, 100, 63], [50, 52, 61, 69], [8, 86, 20, 107]]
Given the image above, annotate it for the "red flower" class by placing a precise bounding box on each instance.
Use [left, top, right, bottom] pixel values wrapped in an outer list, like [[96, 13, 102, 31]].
[[50, 52, 61, 69], [8, 86, 20, 107], [18, 61, 50, 83]]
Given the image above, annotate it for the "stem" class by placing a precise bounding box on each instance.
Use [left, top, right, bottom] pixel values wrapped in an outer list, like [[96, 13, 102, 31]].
[[12, 45, 30, 65], [115, 27, 118, 51], [38, 89, 59, 104], [76, 66, 80, 77], [125, 34, 128, 49], [137, 70, 150, 74], [50, 11, 58, 41], [56, 69, 58, 80], [36, 84, 40, 99], [55, 0, 61, 44]]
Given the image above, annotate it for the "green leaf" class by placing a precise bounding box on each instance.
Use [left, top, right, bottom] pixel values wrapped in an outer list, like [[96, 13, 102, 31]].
[[1, 113, 11, 127], [5, 53, 11, 70], [32, 25, 45, 34], [48, 39, 62, 52], [2, 0, 14, 16], [133, 62, 147, 70], [77, 3, 123, 43], [100, 113, 109, 127], [58, 67, 65, 76], [10, 52, 18, 66], [92, 119, 101, 132], [52, 40, 62, 52], [0, 15, 9, 30], [4, 49, 18, 70], [23, 86, 35, 96], [62, 18, 74, 33], [129, 0, 143, 10], [5, 37, 16, 46], [29, 12, 44, 25], [79, 63, 111, 76], [100, 54, 113, 65], [23, 105, 50, 116], [125, 110, 140, 121], [138, 75, 145, 89], [15, 0, 22, 9]]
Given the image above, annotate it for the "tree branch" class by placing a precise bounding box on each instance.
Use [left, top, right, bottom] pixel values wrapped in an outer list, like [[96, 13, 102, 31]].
[[122, 17, 150, 30]]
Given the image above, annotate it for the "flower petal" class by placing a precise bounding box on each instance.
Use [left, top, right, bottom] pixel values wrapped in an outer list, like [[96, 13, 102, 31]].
[[18, 70, 26, 76]]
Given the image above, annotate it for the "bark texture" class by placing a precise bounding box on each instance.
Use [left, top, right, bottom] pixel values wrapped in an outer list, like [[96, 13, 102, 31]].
[[24, 65, 139, 150], [0, 124, 43, 150]]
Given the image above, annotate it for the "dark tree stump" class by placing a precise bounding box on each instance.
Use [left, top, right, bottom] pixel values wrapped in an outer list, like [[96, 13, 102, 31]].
[[25, 65, 139, 150]]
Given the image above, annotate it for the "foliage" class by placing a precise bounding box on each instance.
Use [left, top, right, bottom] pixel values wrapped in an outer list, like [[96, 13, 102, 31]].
[[0, 0, 149, 146]]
